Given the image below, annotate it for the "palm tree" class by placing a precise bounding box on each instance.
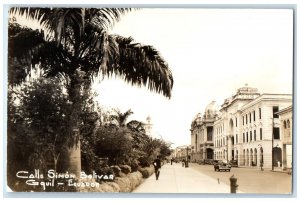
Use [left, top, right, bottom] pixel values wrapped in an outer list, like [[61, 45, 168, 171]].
[[8, 8, 173, 177], [111, 109, 133, 127]]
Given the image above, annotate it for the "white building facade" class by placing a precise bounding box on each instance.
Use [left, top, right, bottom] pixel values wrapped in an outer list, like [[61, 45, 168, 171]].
[[278, 106, 293, 170], [191, 85, 293, 170]]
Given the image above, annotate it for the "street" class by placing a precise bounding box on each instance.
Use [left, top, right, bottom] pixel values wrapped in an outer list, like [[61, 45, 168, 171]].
[[189, 163, 292, 194], [132, 162, 292, 194]]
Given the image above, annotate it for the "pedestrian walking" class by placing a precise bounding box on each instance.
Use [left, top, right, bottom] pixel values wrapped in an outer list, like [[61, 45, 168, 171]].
[[260, 159, 264, 171], [153, 156, 161, 180]]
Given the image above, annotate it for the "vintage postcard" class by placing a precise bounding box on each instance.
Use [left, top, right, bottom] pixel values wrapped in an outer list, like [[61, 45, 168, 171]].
[[5, 3, 294, 197]]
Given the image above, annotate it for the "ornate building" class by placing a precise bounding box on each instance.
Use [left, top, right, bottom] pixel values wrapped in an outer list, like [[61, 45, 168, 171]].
[[191, 85, 293, 170], [190, 101, 219, 163], [214, 85, 260, 164]]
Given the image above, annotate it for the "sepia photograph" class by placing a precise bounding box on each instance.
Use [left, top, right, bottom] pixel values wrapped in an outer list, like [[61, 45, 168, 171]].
[[4, 2, 295, 197]]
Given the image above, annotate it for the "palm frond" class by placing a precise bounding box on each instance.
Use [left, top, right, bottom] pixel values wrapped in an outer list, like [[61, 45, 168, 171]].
[[8, 22, 44, 59], [8, 22, 73, 81], [106, 35, 174, 98], [86, 8, 133, 30], [10, 8, 133, 47]]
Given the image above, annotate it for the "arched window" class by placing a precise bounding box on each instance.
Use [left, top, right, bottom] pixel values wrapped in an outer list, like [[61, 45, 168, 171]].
[[287, 119, 290, 128], [284, 120, 287, 129]]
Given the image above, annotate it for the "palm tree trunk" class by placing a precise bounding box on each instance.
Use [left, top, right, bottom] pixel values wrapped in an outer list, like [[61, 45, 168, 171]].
[[61, 73, 82, 178], [60, 134, 81, 178], [65, 133, 81, 178]]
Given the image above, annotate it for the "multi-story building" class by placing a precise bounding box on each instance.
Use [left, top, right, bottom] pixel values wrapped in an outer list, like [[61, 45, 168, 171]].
[[171, 145, 192, 162], [238, 93, 292, 169], [278, 106, 293, 170], [191, 85, 293, 170], [214, 85, 260, 164], [190, 101, 219, 163]]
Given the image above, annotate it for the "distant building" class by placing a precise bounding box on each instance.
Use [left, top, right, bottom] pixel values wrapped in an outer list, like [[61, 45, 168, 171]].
[[171, 145, 192, 161], [191, 85, 293, 170], [144, 116, 153, 137], [190, 101, 219, 163]]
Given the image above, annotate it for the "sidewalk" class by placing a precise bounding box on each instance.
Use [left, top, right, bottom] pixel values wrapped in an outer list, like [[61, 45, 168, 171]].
[[132, 163, 242, 193]]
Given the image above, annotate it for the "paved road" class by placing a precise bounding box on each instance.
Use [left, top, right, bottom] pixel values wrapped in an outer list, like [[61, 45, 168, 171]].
[[132, 163, 242, 194], [189, 163, 292, 194]]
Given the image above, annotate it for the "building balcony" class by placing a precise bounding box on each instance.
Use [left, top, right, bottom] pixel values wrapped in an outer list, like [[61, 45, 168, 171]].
[[204, 142, 214, 147]]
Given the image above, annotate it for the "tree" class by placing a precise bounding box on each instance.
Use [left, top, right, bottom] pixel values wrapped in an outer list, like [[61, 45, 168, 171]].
[[8, 8, 174, 176], [110, 109, 133, 127], [94, 126, 133, 166], [7, 77, 74, 191]]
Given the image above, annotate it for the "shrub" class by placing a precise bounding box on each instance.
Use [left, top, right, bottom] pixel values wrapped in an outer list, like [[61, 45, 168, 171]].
[[138, 166, 155, 178], [74, 178, 103, 192], [74, 170, 143, 193], [130, 159, 140, 172], [98, 182, 120, 192], [105, 182, 120, 192], [114, 171, 143, 192], [127, 171, 143, 191], [139, 157, 151, 167], [110, 165, 122, 177], [114, 176, 131, 192], [74, 178, 120, 192], [95, 165, 114, 182], [119, 165, 131, 174]]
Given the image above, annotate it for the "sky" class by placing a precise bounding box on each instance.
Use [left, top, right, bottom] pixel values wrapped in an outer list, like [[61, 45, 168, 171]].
[[92, 8, 293, 147]]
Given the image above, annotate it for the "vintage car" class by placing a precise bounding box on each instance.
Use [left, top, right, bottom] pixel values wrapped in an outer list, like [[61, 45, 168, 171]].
[[213, 161, 231, 172], [229, 160, 238, 167]]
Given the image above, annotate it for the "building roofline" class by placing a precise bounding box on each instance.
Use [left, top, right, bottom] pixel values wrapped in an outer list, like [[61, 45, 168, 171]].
[[240, 93, 292, 110], [277, 105, 293, 115]]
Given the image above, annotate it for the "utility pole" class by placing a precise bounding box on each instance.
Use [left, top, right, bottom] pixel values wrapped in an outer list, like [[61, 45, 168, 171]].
[[185, 146, 189, 167], [272, 117, 274, 171]]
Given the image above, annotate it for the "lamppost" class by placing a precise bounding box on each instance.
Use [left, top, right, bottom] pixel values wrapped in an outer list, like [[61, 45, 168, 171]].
[[186, 146, 189, 167]]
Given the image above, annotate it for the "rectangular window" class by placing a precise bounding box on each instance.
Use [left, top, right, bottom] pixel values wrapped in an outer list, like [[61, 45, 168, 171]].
[[250, 131, 252, 141], [243, 133, 245, 142], [249, 113, 251, 123], [260, 128, 262, 140], [246, 132, 248, 142], [236, 134, 238, 144], [207, 126, 213, 141], [235, 118, 237, 127], [259, 108, 262, 119], [253, 111, 256, 122], [273, 127, 280, 139], [254, 130, 256, 141], [246, 115, 248, 124], [273, 106, 279, 118]]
